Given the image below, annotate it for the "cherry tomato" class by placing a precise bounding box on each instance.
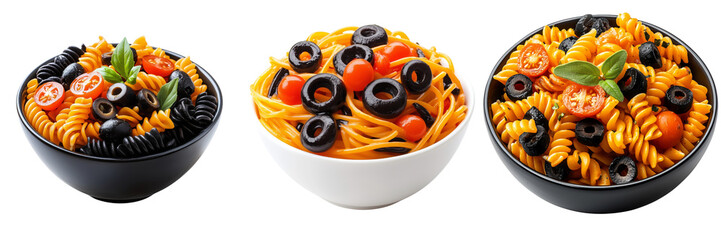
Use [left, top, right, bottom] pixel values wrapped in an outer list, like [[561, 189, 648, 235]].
[[374, 42, 414, 75], [343, 59, 375, 91], [518, 43, 550, 77], [652, 111, 684, 150], [34, 81, 65, 111], [396, 114, 427, 142], [382, 42, 414, 61], [70, 71, 105, 99], [141, 55, 174, 77], [562, 83, 605, 118], [373, 53, 392, 75], [277, 75, 305, 105]]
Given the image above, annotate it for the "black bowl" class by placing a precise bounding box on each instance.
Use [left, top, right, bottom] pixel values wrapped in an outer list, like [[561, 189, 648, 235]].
[[485, 15, 717, 213], [17, 48, 223, 203]]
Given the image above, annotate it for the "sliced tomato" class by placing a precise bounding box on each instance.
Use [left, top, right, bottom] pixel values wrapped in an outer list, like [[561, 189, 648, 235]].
[[70, 72, 104, 99], [562, 83, 605, 118], [34, 81, 65, 111], [343, 59, 375, 91], [277, 75, 305, 105], [518, 43, 550, 77], [652, 111, 684, 150], [142, 55, 174, 77], [395, 114, 427, 142]]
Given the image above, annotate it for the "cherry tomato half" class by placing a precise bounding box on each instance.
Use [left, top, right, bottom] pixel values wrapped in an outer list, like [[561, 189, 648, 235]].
[[652, 111, 684, 150], [518, 43, 550, 77], [34, 81, 65, 111], [343, 59, 375, 91], [142, 55, 174, 77], [562, 83, 606, 118], [277, 75, 305, 105], [70, 71, 105, 99], [396, 114, 427, 142]]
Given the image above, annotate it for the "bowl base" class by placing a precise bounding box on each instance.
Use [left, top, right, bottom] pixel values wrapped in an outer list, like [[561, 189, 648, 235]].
[[92, 196, 150, 203], [327, 200, 398, 210]]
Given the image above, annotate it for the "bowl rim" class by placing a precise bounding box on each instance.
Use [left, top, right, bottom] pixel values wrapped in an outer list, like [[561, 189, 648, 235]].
[[484, 14, 718, 190], [253, 64, 475, 164], [16, 46, 224, 163]]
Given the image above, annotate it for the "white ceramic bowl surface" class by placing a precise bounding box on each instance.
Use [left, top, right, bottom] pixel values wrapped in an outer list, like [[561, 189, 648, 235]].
[[255, 76, 475, 209]]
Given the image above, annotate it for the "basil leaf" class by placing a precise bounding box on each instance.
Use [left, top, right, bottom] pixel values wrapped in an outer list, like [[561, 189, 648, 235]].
[[553, 61, 600, 86], [126, 65, 141, 85], [599, 79, 623, 101], [97, 66, 123, 83], [158, 77, 179, 110], [112, 38, 129, 79], [601, 50, 627, 80]]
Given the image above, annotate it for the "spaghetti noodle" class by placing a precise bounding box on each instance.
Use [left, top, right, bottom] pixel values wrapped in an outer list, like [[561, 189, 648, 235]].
[[252, 25, 467, 159]]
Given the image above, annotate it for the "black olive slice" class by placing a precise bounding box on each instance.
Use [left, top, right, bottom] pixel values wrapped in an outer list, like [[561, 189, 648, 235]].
[[609, 156, 637, 184], [591, 18, 611, 36], [101, 52, 113, 66], [664, 85, 693, 114], [401, 59, 432, 94], [523, 106, 549, 130], [137, 89, 160, 116], [544, 160, 569, 181], [575, 118, 604, 147], [301, 73, 347, 114], [99, 118, 132, 143], [106, 83, 136, 107], [373, 137, 411, 154], [442, 74, 453, 90], [575, 14, 595, 36], [267, 68, 289, 98], [559, 36, 578, 53], [413, 103, 435, 128], [519, 126, 550, 156], [639, 42, 663, 69], [300, 113, 337, 152], [333, 44, 374, 75], [170, 69, 195, 99], [289, 41, 322, 73], [505, 74, 533, 101], [617, 67, 648, 100], [92, 98, 117, 122], [130, 48, 138, 63], [362, 78, 407, 119], [352, 24, 388, 48], [451, 88, 460, 95]]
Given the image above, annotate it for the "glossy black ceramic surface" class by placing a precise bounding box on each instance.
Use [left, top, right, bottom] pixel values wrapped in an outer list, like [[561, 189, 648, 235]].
[[485, 15, 717, 213], [17, 48, 223, 203]]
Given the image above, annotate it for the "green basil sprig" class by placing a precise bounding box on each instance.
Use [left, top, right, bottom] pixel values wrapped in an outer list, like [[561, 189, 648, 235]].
[[157, 77, 179, 110], [97, 37, 141, 84], [553, 50, 627, 101]]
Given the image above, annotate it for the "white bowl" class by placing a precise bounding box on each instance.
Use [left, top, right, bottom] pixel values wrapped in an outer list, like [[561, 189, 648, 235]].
[[254, 77, 475, 209]]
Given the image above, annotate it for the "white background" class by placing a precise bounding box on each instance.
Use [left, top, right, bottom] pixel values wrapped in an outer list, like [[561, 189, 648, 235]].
[[1, 0, 718, 239]]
